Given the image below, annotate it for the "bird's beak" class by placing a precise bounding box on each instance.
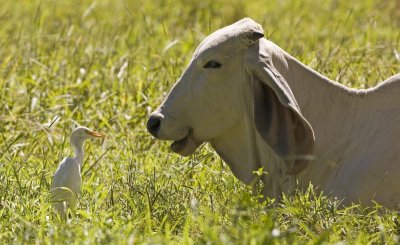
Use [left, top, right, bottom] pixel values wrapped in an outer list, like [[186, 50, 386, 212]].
[[87, 130, 106, 138]]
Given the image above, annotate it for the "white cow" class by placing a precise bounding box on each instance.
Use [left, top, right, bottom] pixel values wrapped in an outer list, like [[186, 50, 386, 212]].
[[147, 18, 400, 209]]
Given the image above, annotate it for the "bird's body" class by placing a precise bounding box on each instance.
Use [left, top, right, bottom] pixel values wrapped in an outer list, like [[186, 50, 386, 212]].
[[50, 126, 105, 217], [51, 157, 82, 214]]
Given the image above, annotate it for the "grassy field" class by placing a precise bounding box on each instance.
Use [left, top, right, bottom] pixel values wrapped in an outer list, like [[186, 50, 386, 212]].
[[1, 0, 399, 243]]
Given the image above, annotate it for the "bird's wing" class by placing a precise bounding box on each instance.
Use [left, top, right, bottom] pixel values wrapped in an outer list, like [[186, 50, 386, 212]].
[[51, 157, 82, 195]]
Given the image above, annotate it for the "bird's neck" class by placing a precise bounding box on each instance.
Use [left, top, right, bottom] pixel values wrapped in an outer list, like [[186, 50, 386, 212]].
[[72, 140, 85, 166]]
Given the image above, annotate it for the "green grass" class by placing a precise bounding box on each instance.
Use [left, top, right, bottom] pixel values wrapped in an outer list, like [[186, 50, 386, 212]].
[[1, 0, 399, 243]]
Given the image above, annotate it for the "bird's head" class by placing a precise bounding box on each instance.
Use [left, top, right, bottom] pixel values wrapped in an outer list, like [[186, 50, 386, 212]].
[[70, 126, 106, 143]]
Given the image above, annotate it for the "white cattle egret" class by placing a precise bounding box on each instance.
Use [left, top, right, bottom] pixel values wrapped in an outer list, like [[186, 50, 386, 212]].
[[50, 126, 105, 217]]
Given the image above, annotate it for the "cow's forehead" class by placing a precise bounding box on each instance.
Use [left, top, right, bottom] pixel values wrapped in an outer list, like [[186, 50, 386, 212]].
[[193, 26, 239, 56], [193, 18, 263, 56]]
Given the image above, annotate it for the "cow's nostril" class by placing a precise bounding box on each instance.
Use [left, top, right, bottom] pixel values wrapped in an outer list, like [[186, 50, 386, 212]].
[[147, 114, 162, 137]]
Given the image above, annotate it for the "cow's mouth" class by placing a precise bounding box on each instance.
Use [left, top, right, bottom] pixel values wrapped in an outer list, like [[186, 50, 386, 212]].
[[170, 130, 201, 157]]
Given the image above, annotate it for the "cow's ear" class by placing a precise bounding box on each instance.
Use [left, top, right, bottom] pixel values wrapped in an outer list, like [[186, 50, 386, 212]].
[[245, 51, 315, 175]]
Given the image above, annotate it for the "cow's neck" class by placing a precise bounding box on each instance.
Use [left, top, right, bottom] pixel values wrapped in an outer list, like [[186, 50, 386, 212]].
[[275, 50, 365, 188], [210, 79, 299, 199], [210, 116, 260, 186], [210, 120, 294, 199]]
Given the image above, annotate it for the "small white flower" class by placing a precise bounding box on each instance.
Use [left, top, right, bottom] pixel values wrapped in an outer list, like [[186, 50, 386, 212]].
[[190, 197, 198, 211], [79, 68, 86, 75], [271, 228, 280, 237]]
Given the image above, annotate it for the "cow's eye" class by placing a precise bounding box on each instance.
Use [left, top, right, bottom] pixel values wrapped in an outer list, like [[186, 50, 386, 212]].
[[203, 60, 222, 69]]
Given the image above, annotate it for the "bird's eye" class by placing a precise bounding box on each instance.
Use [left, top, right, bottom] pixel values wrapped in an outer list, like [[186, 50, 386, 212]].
[[203, 60, 222, 69]]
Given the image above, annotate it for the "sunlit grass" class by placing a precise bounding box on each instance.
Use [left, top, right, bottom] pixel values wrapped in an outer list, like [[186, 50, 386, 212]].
[[1, 0, 399, 243]]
